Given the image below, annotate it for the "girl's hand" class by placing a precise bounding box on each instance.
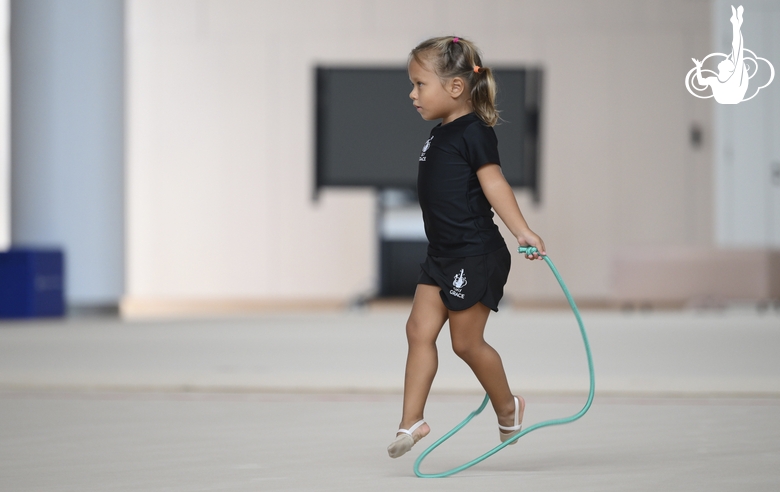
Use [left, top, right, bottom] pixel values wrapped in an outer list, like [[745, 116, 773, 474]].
[[517, 229, 546, 260]]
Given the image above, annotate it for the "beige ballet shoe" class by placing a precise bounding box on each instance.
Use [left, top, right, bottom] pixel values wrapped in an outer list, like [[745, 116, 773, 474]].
[[498, 396, 524, 445], [387, 419, 426, 458]]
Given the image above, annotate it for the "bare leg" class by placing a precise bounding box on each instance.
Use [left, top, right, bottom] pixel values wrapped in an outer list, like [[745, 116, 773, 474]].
[[730, 6, 744, 64], [398, 284, 448, 435], [448, 302, 524, 430]]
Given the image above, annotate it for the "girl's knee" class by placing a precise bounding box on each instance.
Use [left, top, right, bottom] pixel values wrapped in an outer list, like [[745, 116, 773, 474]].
[[406, 318, 438, 346], [451, 336, 481, 361]]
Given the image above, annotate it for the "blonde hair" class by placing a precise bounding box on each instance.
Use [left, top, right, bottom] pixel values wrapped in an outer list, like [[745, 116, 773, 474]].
[[410, 36, 498, 126]]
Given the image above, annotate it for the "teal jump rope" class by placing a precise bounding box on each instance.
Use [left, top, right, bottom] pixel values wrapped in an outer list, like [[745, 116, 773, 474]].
[[413, 246, 596, 478]]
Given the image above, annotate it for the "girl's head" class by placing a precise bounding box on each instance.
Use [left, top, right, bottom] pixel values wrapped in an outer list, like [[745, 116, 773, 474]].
[[717, 58, 735, 81], [408, 36, 498, 126]]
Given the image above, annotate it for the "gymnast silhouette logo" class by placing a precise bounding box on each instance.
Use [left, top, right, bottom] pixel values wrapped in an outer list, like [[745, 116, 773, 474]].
[[419, 136, 433, 162], [452, 269, 467, 289], [685, 5, 774, 104], [422, 136, 433, 153], [449, 269, 467, 299]]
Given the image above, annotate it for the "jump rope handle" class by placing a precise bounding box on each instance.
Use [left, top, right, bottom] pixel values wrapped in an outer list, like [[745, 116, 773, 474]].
[[518, 245, 544, 257]]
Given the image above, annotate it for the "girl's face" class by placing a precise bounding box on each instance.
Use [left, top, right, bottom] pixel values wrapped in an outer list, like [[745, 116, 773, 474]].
[[408, 57, 466, 124]]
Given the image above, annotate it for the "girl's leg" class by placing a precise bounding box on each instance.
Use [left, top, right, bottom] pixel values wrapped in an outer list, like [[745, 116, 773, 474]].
[[398, 284, 448, 435], [448, 302, 524, 430]]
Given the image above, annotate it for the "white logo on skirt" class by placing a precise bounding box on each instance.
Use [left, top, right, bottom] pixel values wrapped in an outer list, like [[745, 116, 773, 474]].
[[450, 269, 467, 299]]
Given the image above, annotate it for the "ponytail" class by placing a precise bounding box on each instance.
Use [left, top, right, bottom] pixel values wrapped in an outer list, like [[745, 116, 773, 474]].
[[470, 66, 498, 126], [410, 36, 499, 126]]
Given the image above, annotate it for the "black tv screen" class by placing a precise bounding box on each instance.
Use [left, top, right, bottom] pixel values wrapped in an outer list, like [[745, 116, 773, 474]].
[[315, 67, 541, 196]]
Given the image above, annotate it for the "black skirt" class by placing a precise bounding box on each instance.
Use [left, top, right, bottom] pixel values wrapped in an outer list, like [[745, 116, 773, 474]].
[[417, 246, 511, 312]]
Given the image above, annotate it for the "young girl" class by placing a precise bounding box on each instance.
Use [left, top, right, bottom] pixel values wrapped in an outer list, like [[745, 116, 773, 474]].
[[387, 36, 546, 459]]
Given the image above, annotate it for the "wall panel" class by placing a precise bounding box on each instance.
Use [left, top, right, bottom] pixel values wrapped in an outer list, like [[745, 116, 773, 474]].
[[125, 0, 714, 308]]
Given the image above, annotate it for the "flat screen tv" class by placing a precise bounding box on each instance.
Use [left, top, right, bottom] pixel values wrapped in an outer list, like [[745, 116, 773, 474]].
[[315, 67, 542, 198]]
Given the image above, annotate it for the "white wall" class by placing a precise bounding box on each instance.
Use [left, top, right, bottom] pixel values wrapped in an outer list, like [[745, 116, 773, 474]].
[[125, 0, 714, 309], [0, 0, 9, 251], [713, 0, 780, 248]]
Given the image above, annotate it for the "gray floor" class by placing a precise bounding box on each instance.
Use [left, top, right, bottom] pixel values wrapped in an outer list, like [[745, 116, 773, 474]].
[[1, 308, 779, 491]]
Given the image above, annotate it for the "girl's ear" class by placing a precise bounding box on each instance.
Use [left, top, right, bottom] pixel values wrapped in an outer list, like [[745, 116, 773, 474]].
[[448, 77, 466, 98]]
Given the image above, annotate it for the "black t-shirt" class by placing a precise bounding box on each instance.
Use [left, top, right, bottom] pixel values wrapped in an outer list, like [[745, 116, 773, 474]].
[[417, 112, 506, 257]]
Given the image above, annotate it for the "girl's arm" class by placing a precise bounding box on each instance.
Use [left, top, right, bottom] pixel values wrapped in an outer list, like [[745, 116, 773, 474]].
[[477, 164, 546, 259], [692, 59, 711, 87]]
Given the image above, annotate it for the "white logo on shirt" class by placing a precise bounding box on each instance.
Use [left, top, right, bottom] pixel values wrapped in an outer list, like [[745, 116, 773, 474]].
[[422, 136, 434, 152], [450, 268, 467, 299], [419, 136, 434, 162]]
